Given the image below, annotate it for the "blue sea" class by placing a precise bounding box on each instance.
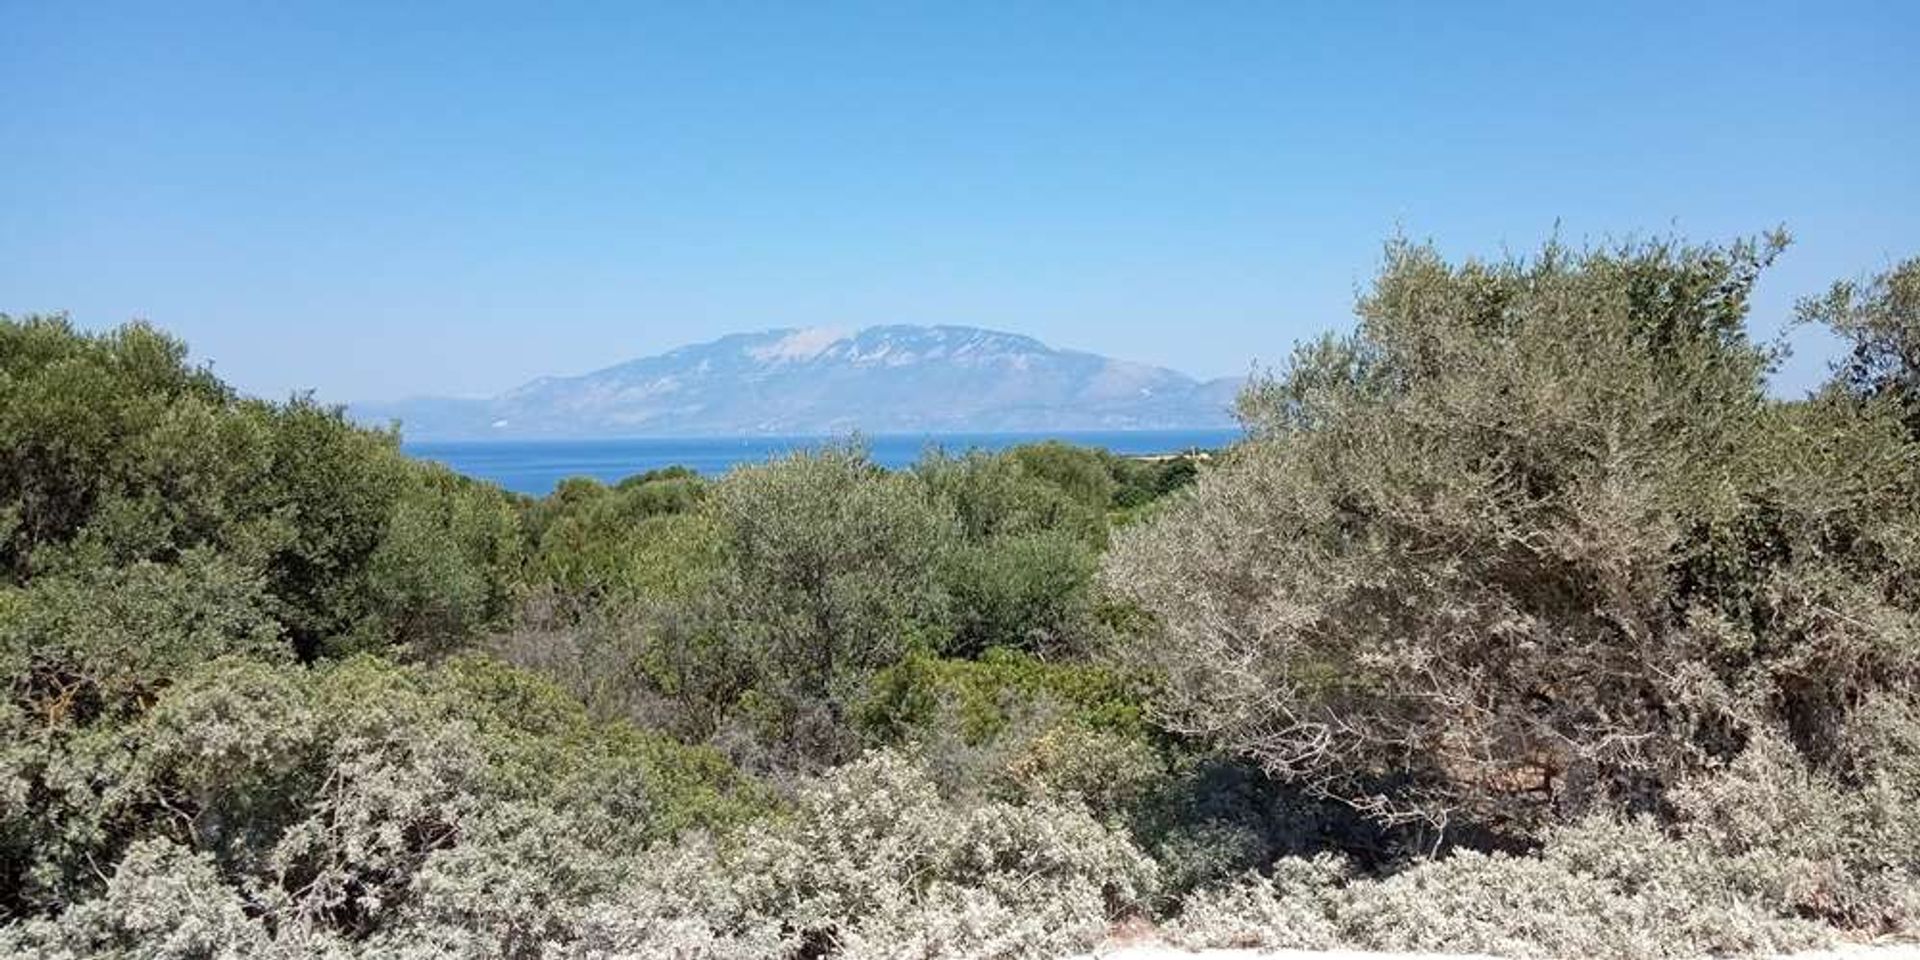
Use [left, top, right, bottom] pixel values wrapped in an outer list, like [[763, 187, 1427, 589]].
[[406, 429, 1242, 496]]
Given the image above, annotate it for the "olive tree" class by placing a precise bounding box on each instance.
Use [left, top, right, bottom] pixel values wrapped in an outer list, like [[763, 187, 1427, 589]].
[[1800, 257, 1920, 433], [916, 449, 1107, 657], [706, 444, 958, 765], [1105, 234, 1920, 835]]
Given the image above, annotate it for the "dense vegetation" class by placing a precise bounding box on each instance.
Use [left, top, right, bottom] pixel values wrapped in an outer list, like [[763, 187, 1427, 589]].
[[1, 239, 1916, 959]]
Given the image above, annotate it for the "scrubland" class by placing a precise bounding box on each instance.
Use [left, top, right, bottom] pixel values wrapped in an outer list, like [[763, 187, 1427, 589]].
[[2, 235, 1918, 959]]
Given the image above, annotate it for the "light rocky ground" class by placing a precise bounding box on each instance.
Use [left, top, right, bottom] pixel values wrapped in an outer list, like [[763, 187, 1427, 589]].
[[1071, 945, 1920, 960]]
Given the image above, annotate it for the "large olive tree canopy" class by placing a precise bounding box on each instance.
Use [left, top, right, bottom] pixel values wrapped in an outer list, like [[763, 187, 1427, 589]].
[[1106, 237, 1920, 833]]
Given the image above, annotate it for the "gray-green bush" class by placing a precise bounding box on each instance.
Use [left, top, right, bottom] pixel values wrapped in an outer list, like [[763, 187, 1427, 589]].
[[1106, 236, 1920, 840], [569, 751, 1156, 960], [2, 751, 1153, 960], [1167, 816, 1832, 959]]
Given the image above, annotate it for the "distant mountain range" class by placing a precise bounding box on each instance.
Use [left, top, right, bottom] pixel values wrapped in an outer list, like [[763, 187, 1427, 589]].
[[354, 325, 1244, 440]]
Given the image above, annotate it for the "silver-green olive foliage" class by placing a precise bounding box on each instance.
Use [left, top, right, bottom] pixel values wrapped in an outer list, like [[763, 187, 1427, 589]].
[[1106, 236, 1920, 832]]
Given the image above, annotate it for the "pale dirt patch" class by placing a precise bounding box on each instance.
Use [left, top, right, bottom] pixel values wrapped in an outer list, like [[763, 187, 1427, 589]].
[[1070, 943, 1920, 960]]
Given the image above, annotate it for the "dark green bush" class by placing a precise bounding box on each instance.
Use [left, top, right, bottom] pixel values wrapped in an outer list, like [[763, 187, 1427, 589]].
[[0, 314, 525, 661], [937, 531, 1098, 658]]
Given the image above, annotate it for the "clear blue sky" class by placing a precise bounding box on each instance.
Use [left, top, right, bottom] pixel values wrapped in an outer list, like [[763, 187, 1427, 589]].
[[4, 1, 1916, 402]]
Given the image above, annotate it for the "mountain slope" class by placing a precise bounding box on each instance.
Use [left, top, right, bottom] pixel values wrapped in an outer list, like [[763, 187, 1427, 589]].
[[356, 325, 1243, 439]]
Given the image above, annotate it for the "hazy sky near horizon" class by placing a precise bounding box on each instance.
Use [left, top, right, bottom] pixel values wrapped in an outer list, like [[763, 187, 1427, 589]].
[[4, 1, 1916, 403]]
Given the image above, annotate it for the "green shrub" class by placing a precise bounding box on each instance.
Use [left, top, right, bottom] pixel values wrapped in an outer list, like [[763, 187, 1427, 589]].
[[0, 317, 233, 581], [938, 532, 1099, 658], [915, 448, 1106, 545], [1006, 441, 1115, 518], [859, 650, 1159, 812], [703, 444, 959, 767], [915, 448, 1108, 657], [353, 462, 526, 657], [0, 549, 285, 728], [430, 655, 773, 839], [860, 649, 1150, 747], [525, 471, 716, 604], [1002, 722, 1166, 821]]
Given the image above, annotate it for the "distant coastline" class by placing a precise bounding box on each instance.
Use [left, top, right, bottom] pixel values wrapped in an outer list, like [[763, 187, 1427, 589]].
[[406, 427, 1240, 495]]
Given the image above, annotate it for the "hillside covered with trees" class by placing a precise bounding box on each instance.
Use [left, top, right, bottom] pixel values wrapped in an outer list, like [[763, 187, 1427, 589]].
[[2, 234, 1918, 959]]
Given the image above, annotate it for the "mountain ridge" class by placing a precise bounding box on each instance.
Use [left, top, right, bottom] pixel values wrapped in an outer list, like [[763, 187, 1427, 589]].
[[355, 325, 1244, 440]]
